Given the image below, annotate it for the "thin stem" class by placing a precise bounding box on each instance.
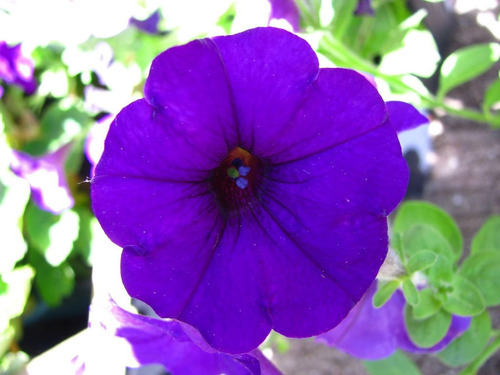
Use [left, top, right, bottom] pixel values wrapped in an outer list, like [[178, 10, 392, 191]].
[[459, 332, 500, 375], [319, 35, 500, 127]]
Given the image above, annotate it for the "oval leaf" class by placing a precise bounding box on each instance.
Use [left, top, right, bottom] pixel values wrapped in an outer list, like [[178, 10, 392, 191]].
[[437, 311, 491, 367], [459, 251, 500, 306], [471, 215, 500, 253], [413, 288, 442, 320], [393, 201, 462, 261], [402, 278, 420, 306], [482, 79, 500, 117], [405, 306, 451, 348], [443, 275, 485, 316], [407, 250, 437, 274], [438, 43, 500, 99], [373, 280, 401, 308]]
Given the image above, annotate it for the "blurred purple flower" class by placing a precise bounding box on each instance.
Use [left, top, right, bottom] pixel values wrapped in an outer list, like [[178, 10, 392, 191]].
[[87, 298, 282, 375], [0, 42, 37, 95], [91, 27, 409, 353], [10, 143, 74, 214], [317, 282, 471, 359], [268, 0, 300, 30], [130, 10, 162, 34], [355, 0, 374, 16]]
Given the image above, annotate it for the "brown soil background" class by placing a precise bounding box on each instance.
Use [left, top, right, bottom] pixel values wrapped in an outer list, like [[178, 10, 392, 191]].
[[273, 1, 500, 374]]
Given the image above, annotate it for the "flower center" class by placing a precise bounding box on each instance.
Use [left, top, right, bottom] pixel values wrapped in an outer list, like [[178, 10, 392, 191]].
[[212, 147, 260, 213]]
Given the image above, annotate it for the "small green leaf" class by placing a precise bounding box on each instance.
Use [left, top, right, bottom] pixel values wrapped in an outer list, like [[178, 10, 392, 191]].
[[443, 275, 485, 316], [405, 306, 451, 348], [460, 250, 500, 306], [438, 43, 500, 99], [23, 100, 91, 155], [25, 204, 80, 267], [471, 215, 500, 253], [482, 79, 500, 117], [413, 288, 442, 320], [402, 278, 419, 306], [427, 255, 454, 286], [30, 251, 74, 307], [406, 250, 437, 274], [216, 2, 236, 34], [437, 311, 491, 367], [393, 201, 462, 261], [0, 325, 15, 359], [364, 351, 423, 375], [373, 280, 401, 308], [402, 224, 454, 261]]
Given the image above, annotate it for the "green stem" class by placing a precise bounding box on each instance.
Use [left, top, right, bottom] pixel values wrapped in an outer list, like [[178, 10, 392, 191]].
[[459, 332, 500, 375], [319, 35, 500, 127], [331, 0, 358, 40], [295, 0, 320, 29]]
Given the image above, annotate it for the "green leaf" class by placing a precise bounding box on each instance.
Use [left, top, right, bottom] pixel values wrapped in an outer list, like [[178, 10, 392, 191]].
[[23, 100, 90, 155], [402, 224, 454, 262], [0, 325, 15, 360], [405, 306, 451, 348], [427, 255, 454, 286], [402, 278, 419, 306], [443, 275, 485, 316], [471, 215, 500, 253], [460, 250, 500, 306], [413, 288, 442, 320], [437, 311, 491, 367], [393, 201, 462, 261], [406, 250, 437, 274], [482, 79, 500, 117], [438, 43, 500, 99], [216, 2, 236, 34], [30, 251, 74, 307], [373, 280, 401, 308], [25, 204, 80, 267], [73, 206, 94, 265], [364, 351, 422, 375]]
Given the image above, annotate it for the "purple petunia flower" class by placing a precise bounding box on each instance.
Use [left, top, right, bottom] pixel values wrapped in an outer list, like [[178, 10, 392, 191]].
[[10, 143, 74, 214], [91, 27, 409, 354], [355, 0, 374, 16], [85, 298, 282, 375], [268, 0, 300, 31], [0, 41, 37, 95], [317, 282, 471, 359]]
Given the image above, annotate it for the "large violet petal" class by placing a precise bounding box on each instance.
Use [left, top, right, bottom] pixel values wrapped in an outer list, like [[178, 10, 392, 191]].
[[143, 38, 238, 156], [212, 27, 319, 156], [262, 69, 388, 163], [90, 298, 282, 375]]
